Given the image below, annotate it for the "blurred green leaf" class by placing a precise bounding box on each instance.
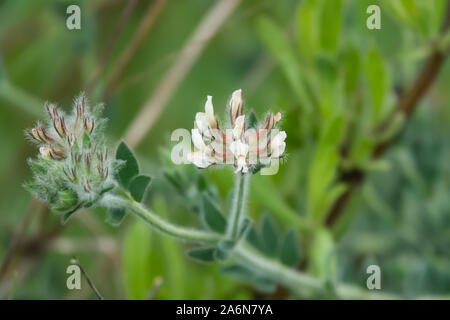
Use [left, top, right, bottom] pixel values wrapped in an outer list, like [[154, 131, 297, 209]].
[[197, 174, 207, 192], [309, 228, 337, 282], [163, 169, 184, 193], [342, 45, 361, 96], [349, 135, 376, 165], [366, 45, 389, 124], [201, 193, 227, 233], [308, 115, 344, 223], [221, 264, 254, 282], [251, 275, 277, 294], [247, 226, 264, 252], [257, 17, 312, 113], [261, 215, 278, 256], [122, 220, 153, 300], [279, 229, 301, 267], [221, 264, 277, 293], [319, 0, 343, 53], [251, 176, 310, 231], [296, 0, 320, 60]]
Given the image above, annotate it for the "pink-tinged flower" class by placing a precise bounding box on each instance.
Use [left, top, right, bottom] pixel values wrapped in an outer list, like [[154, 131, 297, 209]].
[[187, 89, 287, 174]]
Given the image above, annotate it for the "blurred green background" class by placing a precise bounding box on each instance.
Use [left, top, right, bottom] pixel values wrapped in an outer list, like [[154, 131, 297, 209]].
[[1, 0, 450, 299]]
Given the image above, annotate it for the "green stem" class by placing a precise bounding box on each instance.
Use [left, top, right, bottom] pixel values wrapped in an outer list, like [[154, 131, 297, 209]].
[[227, 173, 249, 239], [107, 193, 222, 244], [106, 189, 406, 299]]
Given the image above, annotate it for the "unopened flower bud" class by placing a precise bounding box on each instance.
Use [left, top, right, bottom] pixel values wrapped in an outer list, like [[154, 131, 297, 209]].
[[205, 96, 217, 129], [53, 117, 67, 138], [52, 148, 66, 159], [30, 128, 44, 142], [46, 104, 59, 121], [39, 147, 52, 159], [229, 89, 243, 126], [232, 115, 245, 139], [262, 113, 274, 130], [84, 117, 94, 134]]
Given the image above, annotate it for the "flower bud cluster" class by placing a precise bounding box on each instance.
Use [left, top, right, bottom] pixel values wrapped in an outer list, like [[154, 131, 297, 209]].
[[25, 93, 121, 213]]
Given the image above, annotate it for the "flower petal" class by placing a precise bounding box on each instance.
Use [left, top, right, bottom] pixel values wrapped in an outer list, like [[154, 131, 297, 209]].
[[205, 95, 217, 128], [233, 115, 245, 140], [229, 89, 243, 124], [195, 112, 210, 136], [230, 140, 249, 157], [270, 131, 287, 158], [187, 151, 213, 168], [192, 129, 206, 151]]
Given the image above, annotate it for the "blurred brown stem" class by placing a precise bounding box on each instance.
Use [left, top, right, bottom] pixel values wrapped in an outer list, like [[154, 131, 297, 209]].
[[0, 200, 41, 280], [325, 0, 450, 227], [103, 0, 168, 100], [124, 0, 242, 148], [85, 0, 138, 94]]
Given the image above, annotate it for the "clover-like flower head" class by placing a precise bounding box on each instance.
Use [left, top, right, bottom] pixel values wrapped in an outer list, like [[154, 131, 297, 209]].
[[25, 93, 121, 217], [187, 89, 287, 174]]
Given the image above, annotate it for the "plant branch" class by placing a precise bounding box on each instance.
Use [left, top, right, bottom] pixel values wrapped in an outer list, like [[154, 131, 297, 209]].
[[106, 188, 410, 299], [325, 0, 450, 227], [0, 200, 42, 280], [106, 191, 223, 244]]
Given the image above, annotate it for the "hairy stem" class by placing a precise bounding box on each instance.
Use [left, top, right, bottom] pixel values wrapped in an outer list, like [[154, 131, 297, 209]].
[[106, 188, 407, 299], [227, 173, 250, 239], [107, 193, 222, 244]]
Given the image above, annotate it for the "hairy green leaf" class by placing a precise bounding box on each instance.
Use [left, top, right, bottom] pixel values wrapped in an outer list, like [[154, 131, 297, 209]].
[[280, 229, 301, 267], [116, 141, 139, 188], [129, 175, 152, 202], [201, 193, 227, 233], [261, 215, 278, 256]]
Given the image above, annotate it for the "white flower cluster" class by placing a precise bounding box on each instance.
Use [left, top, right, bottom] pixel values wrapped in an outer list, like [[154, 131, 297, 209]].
[[187, 89, 287, 174]]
